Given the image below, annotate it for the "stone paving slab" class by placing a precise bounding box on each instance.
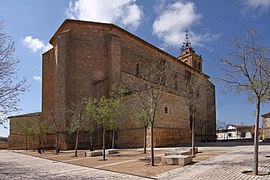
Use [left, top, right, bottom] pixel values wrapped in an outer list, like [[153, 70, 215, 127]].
[[1, 143, 270, 180], [0, 150, 150, 180], [155, 145, 270, 180]]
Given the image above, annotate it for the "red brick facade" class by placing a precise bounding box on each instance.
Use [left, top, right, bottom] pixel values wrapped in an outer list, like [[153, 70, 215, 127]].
[[9, 19, 216, 150]]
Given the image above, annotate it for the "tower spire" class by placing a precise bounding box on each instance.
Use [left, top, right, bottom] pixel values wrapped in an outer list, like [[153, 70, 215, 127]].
[[181, 30, 192, 51], [178, 30, 203, 72]]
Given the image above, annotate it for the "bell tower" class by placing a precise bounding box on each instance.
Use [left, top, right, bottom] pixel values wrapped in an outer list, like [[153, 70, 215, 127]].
[[178, 32, 202, 72]]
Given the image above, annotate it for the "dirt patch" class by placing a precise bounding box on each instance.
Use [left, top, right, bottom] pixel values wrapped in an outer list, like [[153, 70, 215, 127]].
[[101, 160, 177, 177]]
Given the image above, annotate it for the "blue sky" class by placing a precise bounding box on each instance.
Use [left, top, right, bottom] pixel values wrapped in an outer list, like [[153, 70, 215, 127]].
[[1, 0, 270, 137]]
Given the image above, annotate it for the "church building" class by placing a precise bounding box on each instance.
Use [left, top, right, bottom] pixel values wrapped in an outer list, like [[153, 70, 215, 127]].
[[8, 19, 216, 150]]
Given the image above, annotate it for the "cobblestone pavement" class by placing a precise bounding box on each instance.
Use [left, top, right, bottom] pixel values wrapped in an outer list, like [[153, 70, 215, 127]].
[[155, 144, 270, 180], [0, 150, 150, 180], [1, 143, 269, 180]]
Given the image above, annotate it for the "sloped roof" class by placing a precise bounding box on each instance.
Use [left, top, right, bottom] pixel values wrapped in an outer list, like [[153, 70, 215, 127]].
[[8, 112, 41, 119], [262, 112, 270, 118], [228, 124, 255, 131]]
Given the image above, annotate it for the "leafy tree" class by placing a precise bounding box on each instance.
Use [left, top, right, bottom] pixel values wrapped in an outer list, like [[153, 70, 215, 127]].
[[87, 97, 112, 161], [88, 120, 96, 149], [86, 87, 126, 161], [218, 29, 270, 175], [68, 99, 93, 157], [109, 85, 128, 149], [0, 18, 27, 127], [107, 99, 125, 149]]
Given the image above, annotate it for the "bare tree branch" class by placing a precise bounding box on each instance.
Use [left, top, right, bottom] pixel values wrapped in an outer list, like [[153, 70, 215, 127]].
[[0, 18, 27, 123], [218, 29, 270, 175]]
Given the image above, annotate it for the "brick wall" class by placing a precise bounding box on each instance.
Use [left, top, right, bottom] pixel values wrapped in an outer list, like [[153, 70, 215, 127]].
[[7, 20, 216, 150], [14, 20, 216, 150], [42, 49, 55, 113]]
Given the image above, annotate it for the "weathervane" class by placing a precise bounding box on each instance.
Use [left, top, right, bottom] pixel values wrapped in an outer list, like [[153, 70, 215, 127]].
[[181, 30, 192, 51]]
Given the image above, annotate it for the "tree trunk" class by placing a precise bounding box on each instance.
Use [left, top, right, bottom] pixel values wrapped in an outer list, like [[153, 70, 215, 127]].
[[102, 126, 106, 161], [204, 121, 207, 141], [112, 130, 115, 149], [191, 113, 195, 156], [32, 136, 35, 151], [25, 136, 28, 151], [75, 128, 80, 157], [56, 132, 59, 155], [90, 131, 93, 147], [40, 134, 44, 148], [143, 126, 147, 154], [253, 98, 261, 175], [150, 122, 154, 166]]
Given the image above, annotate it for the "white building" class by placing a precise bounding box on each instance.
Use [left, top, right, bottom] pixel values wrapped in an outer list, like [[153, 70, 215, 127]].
[[217, 125, 254, 141]]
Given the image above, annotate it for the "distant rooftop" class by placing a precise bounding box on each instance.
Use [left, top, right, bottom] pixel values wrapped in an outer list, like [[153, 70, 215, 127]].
[[262, 112, 270, 118]]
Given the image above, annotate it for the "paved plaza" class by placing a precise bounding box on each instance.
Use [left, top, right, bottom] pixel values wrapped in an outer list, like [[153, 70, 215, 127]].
[[0, 150, 148, 180], [156, 143, 270, 179], [0, 142, 269, 179]]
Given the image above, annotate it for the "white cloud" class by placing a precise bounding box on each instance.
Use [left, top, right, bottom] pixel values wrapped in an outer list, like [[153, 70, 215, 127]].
[[242, 0, 270, 14], [23, 36, 52, 53], [152, 1, 220, 48], [66, 0, 143, 30], [33, 76, 42, 82], [189, 31, 222, 47]]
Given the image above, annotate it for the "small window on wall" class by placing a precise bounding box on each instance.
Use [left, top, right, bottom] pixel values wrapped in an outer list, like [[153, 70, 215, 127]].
[[198, 62, 201, 70], [165, 107, 168, 114]]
